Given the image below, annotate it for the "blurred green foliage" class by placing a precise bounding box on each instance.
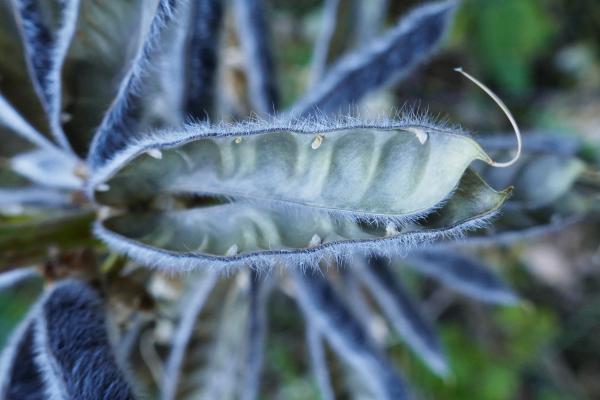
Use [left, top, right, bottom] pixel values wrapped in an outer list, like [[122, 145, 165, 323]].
[[0, 280, 42, 348], [455, 0, 555, 96], [398, 306, 559, 400]]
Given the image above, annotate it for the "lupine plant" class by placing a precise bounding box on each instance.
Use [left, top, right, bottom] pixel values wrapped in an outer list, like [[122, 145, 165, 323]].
[[0, 0, 598, 399]]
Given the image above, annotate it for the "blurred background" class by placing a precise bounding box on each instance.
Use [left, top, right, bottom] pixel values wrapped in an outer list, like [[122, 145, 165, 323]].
[[263, 2, 600, 397], [2, 0, 600, 399]]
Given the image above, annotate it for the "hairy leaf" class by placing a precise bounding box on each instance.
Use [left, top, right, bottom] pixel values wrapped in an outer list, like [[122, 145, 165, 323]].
[[0, 187, 71, 214], [91, 118, 494, 223], [87, 0, 179, 169], [138, 0, 196, 131], [233, 0, 279, 113], [0, 1, 52, 142], [0, 308, 44, 400], [354, 0, 389, 45], [306, 323, 335, 400], [0, 94, 55, 154], [61, 0, 159, 155], [0, 166, 30, 188], [184, 0, 224, 120], [190, 272, 252, 400], [94, 169, 509, 270], [290, 0, 456, 116], [308, 0, 340, 86], [161, 271, 218, 400], [304, 0, 362, 91], [0, 155, 74, 213], [34, 280, 136, 399], [338, 268, 384, 340], [11, 0, 80, 152], [356, 256, 448, 376], [0, 129, 29, 160], [238, 273, 270, 400], [405, 249, 518, 305], [0, 267, 39, 292], [10, 149, 83, 190], [293, 271, 409, 400]]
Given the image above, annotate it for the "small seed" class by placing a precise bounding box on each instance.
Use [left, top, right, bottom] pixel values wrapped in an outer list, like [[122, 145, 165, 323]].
[[311, 134, 324, 150], [225, 244, 238, 256], [96, 183, 110, 192], [407, 127, 428, 144], [308, 234, 322, 247], [147, 148, 163, 159], [234, 137, 242, 144]]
